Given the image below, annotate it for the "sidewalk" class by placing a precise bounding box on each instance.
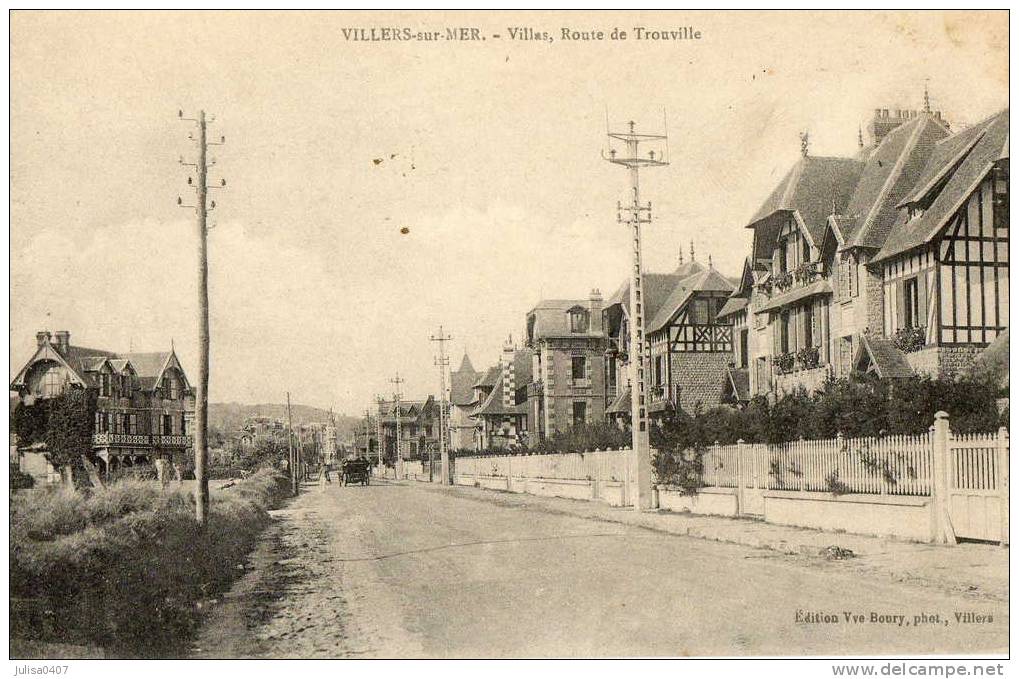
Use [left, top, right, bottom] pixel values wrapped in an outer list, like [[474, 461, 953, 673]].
[[409, 479, 1009, 603]]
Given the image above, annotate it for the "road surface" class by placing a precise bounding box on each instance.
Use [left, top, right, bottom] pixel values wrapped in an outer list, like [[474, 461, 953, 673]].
[[192, 479, 1008, 658]]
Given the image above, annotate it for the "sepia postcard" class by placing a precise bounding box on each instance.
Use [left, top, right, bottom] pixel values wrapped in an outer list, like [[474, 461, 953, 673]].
[[7, 8, 1011, 670]]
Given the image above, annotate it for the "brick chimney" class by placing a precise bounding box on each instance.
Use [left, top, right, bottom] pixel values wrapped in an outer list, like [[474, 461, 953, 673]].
[[501, 335, 516, 408], [867, 108, 925, 146], [588, 289, 603, 334], [36, 331, 51, 348], [53, 331, 70, 354]]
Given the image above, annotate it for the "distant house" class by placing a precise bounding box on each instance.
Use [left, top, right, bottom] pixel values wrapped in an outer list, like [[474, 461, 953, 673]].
[[524, 291, 610, 440], [448, 353, 482, 451], [9, 330, 195, 480], [604, 254, 737, 421], [377, 396, 443, 461], [472, 338, 533, 450]]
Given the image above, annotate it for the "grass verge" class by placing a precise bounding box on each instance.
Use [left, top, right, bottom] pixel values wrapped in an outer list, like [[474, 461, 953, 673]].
[[10, 468, 289, 658]]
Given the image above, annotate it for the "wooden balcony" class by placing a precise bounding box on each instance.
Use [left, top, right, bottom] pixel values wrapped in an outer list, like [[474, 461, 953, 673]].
[[153, 434, 191, 448], [92, 433, 192, 448], [92, 432, 153, 448]]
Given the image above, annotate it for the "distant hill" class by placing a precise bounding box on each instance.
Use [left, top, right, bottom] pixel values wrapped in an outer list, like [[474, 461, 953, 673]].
[[208, 402, 362, 440]]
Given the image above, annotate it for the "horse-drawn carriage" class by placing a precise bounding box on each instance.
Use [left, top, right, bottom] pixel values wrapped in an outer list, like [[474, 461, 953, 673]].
[[342, 457, 370, 486]]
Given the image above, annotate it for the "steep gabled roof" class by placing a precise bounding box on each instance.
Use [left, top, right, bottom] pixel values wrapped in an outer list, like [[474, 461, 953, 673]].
[[647, 268, 736, 333], [473, 349, 533, 417], [606, 271, 694, 324], [456, 353, 476, 374], [874, 108, 1008, 263], [854, 335, 914, 379], [746, 155, 865, 248], [605, 387, 631, 415], [844, 116, 951, 249], [473, 365, 500, 389]]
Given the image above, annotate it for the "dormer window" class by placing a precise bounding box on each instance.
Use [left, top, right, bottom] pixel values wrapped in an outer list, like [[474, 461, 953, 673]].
[[568, 307, 589, 333]]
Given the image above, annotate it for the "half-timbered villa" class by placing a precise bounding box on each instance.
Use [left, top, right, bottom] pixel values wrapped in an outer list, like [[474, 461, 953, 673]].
[[10, 330, 195, 480], [727, 104, 1008, 396]]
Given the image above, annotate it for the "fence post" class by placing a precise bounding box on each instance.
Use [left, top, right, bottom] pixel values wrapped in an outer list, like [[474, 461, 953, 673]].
[[931, 411, 957, 545], [735, 439, 745, 517], [998, 426, 1009, 547]]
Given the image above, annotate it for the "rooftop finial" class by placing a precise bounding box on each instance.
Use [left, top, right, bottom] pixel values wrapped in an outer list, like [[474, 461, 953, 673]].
[[708, 254, 713, 269], [923, 81, 931, 114], [799, 130, 810, 157], [857, 125, 864, 149], [690, 240, 695, 262], [678, 249, 684, 265]]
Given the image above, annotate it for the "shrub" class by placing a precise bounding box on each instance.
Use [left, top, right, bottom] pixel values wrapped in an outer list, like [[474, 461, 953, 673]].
[[891, 326, 926, 353], [531, 421, 630, 454], [10, 464, 35, 491], [10, 468, 289, 658]]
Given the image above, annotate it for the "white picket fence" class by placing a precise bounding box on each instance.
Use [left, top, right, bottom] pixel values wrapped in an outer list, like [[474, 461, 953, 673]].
[[452, 419, 1007, 543], [701, 433, 936, 496]]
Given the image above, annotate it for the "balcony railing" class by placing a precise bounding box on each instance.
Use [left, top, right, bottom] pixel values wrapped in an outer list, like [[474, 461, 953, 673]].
[[92, 432, 154, 447], [153, 434, 191, 448], [757, 261, 827, 296], [92, 433, 192, 448]]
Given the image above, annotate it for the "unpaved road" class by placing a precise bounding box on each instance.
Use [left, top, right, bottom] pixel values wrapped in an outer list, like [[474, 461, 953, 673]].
[[191, 480, 1008, 658]]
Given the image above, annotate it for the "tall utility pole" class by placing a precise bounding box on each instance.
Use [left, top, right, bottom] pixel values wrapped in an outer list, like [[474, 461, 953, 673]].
[[375, 395, 386, 472], [390, 374, 405, 479], [286, 392, 297, 496], [363, 408, 371, 457], [178, 108, 225, 526], [604, 119, 668, 511], [429, 326, 452, 485]]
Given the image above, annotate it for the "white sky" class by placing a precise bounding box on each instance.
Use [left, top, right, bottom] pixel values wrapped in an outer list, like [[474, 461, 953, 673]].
[[9, 10, 1007, 414]]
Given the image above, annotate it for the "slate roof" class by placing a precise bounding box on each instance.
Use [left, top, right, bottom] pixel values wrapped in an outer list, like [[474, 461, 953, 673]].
[[121, 352, 174, 390], [606, 261, 711, 325], [527, 299, 604, 339], [450, 353, 482, 406], [646, 268, 736, 333], [473, 349, 533, 417], [473, 365, 500, 389], [855, 335, 914, 379], [12, 336, 183, 394], [874, 108, 1008, 263], [605, 387, 630, 415], [717, 296, 749, 319], [843, 116, 951, 249], [746, 156, 865, 248]]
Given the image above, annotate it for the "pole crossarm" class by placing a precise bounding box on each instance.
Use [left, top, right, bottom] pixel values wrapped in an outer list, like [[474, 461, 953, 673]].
[[602, 117, 669, 512]]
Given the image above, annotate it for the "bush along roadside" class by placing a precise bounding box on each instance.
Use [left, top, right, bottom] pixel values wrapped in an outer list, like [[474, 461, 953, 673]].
[[10, 467, 290, 658]]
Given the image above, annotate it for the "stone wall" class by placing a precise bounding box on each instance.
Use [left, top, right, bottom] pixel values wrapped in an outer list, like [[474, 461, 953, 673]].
[[906, 345, 984, 378]]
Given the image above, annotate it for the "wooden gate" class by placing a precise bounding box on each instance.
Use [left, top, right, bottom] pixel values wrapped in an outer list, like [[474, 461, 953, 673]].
[[948, 429, 1009, 543]]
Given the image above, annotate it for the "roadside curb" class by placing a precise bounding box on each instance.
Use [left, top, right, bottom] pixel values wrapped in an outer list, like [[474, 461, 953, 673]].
[[404, 478, 1009, 604]]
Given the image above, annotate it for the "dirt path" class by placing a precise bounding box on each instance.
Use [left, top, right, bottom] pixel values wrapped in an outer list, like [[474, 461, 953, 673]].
[[191, 484, 422, 658]]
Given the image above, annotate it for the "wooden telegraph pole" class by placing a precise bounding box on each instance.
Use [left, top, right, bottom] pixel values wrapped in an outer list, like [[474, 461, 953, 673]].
[[287, 392, 297, 496], [390, 374, 405, 479], [603, 118, 668, 511], [178, 108, 225, 526], [430, 326, 452, 485]]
